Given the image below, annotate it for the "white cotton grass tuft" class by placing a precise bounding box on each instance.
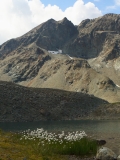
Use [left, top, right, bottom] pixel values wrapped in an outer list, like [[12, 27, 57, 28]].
[[18, 128, 98, 156], [20, 128, 87, 144]]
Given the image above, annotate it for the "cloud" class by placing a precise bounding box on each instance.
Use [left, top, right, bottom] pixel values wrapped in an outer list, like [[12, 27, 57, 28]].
[[64, 1, 102, 24], [106, 5, 116, 10], [106, 0, 120, 11], [0, 0, 102, 45], [115, 0, 120, 5]]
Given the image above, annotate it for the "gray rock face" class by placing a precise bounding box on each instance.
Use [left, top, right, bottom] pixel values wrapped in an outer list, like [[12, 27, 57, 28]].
[[96, 147, 117, 160], [64, 14, 120, 58]]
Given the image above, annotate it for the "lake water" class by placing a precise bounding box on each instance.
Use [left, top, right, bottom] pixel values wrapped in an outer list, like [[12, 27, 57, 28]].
[[0, 120, 120, 134]]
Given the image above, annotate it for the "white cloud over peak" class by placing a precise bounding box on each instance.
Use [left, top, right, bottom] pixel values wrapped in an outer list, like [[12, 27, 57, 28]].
[[0, 0, 102, 45], [115, 0, 120, 5], [65, 1, 102, 24], [106, 0, 120, 12]]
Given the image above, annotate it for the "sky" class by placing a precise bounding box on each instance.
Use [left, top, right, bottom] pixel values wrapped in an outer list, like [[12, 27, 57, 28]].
[[0, 0, 120, 45]]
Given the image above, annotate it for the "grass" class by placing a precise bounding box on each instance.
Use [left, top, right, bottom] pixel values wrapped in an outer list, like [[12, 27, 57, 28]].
[[0, 129, 98, 160]]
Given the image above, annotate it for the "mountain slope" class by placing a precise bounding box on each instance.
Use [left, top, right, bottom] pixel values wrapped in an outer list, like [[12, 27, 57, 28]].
[[0, 17, 78, 58], [0, 14, 120, 59], [0, 81, 108, 122], [0, 47, 120, 102]]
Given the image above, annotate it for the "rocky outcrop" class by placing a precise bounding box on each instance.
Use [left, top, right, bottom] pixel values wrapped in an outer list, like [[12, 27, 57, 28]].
[[64, 14, 120, 57], [96, 147, 117, 160], [0, 43, 51, 82]]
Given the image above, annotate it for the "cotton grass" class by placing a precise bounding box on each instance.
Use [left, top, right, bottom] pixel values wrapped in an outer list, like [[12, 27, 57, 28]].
[[19, 128, 98, 156]]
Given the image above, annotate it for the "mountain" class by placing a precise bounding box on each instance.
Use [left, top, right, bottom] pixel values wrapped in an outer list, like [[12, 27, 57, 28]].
[[1, 81, 120, 122], [0, 81, 109, 122], [0, 13, 120, 103], [0, 17, 78, 57]]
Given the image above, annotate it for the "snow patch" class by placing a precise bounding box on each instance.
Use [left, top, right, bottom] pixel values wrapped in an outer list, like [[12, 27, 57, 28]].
[[95, 64, 101, 68], [106, 62, 112, 68], [67, 54, 73, 59], [92, 58, 97, 61], [116, 84, 120, 88], [114, 60, 120, 71], [48, 50, 62, 54], [16, 66, 19, 69]]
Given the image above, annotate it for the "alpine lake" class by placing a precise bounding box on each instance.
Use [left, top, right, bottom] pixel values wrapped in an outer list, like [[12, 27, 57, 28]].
[[0, 120, 120, 154]]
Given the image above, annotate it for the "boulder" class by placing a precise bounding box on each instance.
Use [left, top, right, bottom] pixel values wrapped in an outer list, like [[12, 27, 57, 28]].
[[117, 155, 120, 160], [96, 140, 106, 146], [96, 147, 117, 160]]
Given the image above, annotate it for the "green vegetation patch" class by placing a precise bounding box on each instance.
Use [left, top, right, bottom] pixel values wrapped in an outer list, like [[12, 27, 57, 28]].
[[0, 129, 98, 160]]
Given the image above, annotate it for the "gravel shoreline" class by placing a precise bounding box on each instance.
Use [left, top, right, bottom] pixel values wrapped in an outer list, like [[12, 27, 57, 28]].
[[88, 132, 120, 155], [68, 132, 120, 160]]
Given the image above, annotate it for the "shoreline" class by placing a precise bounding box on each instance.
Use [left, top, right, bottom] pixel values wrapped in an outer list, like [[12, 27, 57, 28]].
[[0, 117, 120, 122]]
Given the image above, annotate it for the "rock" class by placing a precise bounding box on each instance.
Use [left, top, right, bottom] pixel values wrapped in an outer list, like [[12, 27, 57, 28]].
[[96, 147, 117, 160], [96, 139, 106, 146], [117, 155, 120, 160]]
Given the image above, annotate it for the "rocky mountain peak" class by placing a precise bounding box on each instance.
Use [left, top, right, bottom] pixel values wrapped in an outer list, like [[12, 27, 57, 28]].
[[78, 19, 90, 28], [103, 13, 119, 17], [41, 18, 56, 28], [59, 17, 71, 24], [46, 18, 56, 23]]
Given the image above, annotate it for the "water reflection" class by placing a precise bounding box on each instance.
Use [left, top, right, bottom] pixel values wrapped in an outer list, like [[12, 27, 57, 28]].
[[0, 120, 120, 134]]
